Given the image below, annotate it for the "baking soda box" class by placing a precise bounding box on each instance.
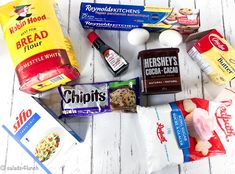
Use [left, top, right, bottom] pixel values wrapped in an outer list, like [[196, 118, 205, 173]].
[[1, 92, 82, 174]]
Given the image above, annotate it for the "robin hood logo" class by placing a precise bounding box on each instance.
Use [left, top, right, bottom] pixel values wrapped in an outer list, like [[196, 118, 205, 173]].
[[156, 122, 167, 144], [14, 4, 32, 21], [215, 100, 235, 142]]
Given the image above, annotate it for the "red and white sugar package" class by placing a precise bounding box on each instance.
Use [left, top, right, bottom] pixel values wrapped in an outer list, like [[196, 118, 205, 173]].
[[137, 98, 235, 173]]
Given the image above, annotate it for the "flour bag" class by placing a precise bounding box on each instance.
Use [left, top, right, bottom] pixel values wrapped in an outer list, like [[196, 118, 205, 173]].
[[0, 0, 80, 94]]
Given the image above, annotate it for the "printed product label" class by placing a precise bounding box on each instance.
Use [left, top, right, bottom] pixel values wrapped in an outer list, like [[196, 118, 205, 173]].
[[177, 15, 198, 25], [80, 3, 200, 34], [32, 74, 71, 91], [210, 100, 235, 146], [143, 23, 171, 29], [188, 47, 214, 74], [141, 51, 181, 93], [171, 109, 190, 149], [58, 78, 140, 117], [104, 50, 127, 71], [150, 105, 184, 164], [137, 98, 234, 172], [1, 1, 66, 67], [1, 95, 81, 174], [209, 35, 229, 52], [189, 30, 235, 85], [61, 83, 109, 114], [0, 0, 80, 92]]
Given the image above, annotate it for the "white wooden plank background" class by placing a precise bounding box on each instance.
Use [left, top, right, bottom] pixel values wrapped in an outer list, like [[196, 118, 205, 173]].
[[0, 0, 235, 174]]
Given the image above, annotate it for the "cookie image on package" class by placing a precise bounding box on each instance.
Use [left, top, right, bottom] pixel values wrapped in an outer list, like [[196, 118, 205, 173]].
[[110, 88, 136, 111], [179, 8, 193, 15], [163, 12, 178, 25], [167, 12, 178, 21]]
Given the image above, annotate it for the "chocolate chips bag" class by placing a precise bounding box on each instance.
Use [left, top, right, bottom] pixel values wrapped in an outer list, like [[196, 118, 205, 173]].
[[0, 0, 80, 94], [58, 78, 140, 117], [137, 98, 235, 172]]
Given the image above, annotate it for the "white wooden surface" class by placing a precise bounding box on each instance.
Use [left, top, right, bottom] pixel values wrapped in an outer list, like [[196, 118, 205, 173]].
[[0, 0, 235, 174]]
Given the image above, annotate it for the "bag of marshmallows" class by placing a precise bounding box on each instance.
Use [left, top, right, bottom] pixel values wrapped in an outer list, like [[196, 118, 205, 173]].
[[137, 98, 235, 173]]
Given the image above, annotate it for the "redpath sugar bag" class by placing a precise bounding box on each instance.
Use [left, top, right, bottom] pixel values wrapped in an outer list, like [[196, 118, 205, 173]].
[[0, 0, 80, 94], [137, 98, 235, 173]]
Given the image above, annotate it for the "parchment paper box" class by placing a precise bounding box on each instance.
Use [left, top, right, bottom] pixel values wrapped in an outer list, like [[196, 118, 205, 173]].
[[79, 2, 200, 34], [1, 92, 82, 174]]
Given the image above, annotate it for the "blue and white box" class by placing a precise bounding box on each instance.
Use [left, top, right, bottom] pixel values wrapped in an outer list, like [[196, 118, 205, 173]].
[[79, 3, 200, 33], [1, 92, 82, 174]]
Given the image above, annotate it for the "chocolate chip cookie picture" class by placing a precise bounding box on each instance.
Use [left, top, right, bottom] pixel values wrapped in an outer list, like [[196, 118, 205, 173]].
[[163, 12, 178, 25], [179, 8, 193, 15], [110, 88, 136, 111], [167, 12, 178, 21]]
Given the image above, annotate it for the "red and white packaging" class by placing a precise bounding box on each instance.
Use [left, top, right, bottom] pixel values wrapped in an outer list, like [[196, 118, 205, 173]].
[[137, 98, 235, 173]]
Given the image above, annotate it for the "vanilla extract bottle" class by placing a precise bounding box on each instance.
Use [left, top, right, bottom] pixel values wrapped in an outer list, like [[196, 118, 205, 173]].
[[87, 31, 129, 76]]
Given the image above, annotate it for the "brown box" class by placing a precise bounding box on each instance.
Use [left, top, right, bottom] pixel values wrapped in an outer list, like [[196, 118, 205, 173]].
[[138, 48, 181, 94]]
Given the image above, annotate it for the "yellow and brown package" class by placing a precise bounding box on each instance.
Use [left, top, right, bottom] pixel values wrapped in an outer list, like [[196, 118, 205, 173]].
[[0, 0, 80, 94], [187, 29, 235, 85]]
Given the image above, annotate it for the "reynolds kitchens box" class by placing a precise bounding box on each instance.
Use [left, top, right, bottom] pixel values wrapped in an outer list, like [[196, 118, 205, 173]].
[[1, 92, 82, 174], [187, 29, 235, 85], [79, 2, 200, 34]]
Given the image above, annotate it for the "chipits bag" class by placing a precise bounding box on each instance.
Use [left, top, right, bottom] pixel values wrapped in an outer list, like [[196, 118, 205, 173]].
[[0, 0, 80, 94], [137, 98, 235, 173], [58, 77, 140, 117]]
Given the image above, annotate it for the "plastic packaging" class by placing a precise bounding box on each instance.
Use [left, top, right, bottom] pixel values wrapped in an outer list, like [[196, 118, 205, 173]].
[[0, 0, 80, 94], [58, 77, 140, 117], [137, 98, 235, 173]]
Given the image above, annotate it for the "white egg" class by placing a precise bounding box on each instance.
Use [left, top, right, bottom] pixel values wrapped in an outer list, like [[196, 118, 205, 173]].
[[159, 30, 183, 47], [128, 28, 150, 46]]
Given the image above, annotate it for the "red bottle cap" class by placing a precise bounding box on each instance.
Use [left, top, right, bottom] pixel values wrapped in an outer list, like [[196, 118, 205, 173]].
[[87, 31, 99, 44]]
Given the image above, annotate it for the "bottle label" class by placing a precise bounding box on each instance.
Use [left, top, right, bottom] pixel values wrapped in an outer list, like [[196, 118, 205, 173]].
[[104, 50, 127, 71]]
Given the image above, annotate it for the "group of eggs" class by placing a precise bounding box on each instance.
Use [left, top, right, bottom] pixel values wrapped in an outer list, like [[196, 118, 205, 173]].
[[127, 28, 183, 47]]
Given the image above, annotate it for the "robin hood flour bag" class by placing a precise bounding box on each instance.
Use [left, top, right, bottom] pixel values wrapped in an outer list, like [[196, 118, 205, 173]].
[[0, 0, 80, 94]]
